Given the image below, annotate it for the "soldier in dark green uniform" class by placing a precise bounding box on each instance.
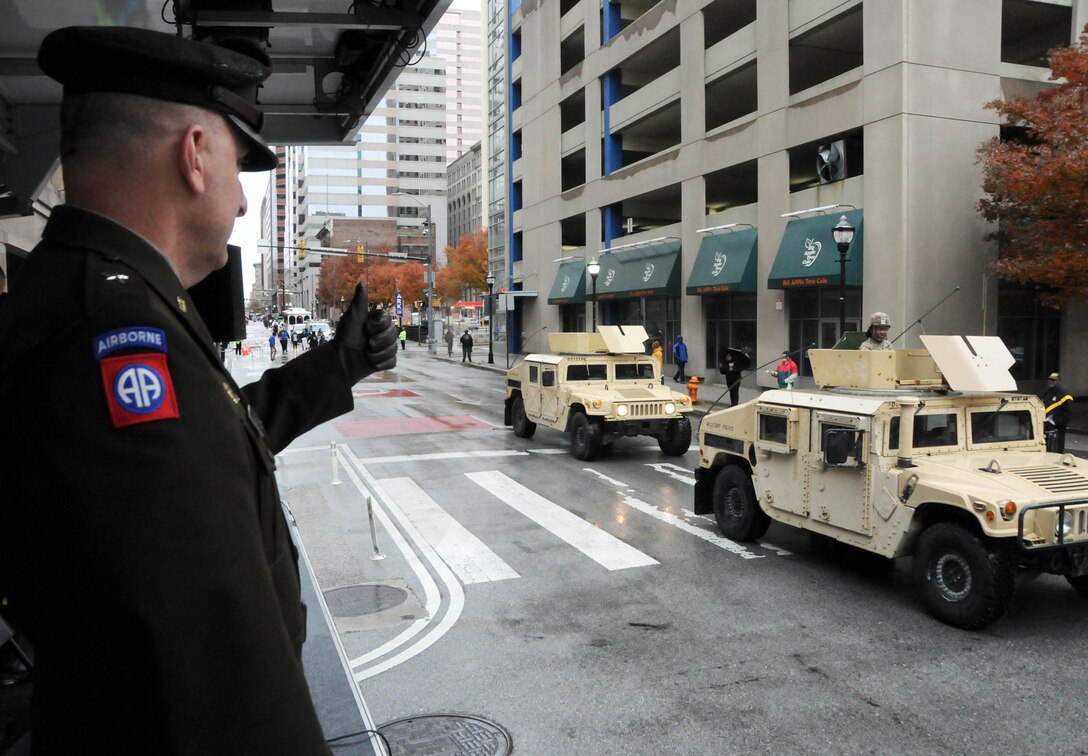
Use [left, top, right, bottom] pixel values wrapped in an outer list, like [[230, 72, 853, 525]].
[[0, 27, 397, 753]]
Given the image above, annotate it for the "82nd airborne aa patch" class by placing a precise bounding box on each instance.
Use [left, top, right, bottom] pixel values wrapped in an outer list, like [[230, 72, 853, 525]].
[[99, 352, 180, 428]]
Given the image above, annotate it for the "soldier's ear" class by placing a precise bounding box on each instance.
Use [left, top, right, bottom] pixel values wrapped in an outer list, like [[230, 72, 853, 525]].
[[178, 124, 209, 195]]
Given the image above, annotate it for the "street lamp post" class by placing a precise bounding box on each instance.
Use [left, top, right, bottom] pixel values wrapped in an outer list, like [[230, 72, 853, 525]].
[[586, 257, 601, 332], [486, 271, 495, 364], [832, 215, 855, 338], [395, 192, 437, 355]]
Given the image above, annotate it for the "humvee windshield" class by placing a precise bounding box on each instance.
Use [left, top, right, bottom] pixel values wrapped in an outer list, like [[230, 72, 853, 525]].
[[970, 409, 1034, 443], [615, 363, 655, 380], [890, 413, 958, 449], [566, 364, 608, 381]]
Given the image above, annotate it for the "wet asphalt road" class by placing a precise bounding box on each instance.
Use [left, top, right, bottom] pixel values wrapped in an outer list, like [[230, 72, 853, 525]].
[[235, 341, 1088, 755]]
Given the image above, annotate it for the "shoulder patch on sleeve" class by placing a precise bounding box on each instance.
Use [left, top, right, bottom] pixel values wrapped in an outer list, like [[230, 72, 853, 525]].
[[100, 352, 180, 427], [93, 327, 168, 360]]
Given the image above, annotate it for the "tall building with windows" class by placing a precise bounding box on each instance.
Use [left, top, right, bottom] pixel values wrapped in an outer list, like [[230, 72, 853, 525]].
[[486, 0, 508, 297], [260, 5, 485, 317], [435, 5, 484, 161], [509, 0, 1088, 393]]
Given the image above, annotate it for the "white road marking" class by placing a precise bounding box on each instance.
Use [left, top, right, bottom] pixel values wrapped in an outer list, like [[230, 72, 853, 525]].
[[583, 468, 628, 488], [467, 471, 658, 571], [338, 447, 467, 680], [645, 462, 696, 485], [378, 477, 520, 584], [624, 495, 763, 559], [684, 510, 793, 556], [527, 448, 567, 455]]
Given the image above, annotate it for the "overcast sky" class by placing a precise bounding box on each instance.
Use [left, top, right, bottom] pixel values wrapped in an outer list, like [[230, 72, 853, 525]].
[[231, 0, 482, 298]]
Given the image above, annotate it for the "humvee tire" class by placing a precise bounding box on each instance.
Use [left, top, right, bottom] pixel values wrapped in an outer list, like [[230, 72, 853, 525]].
[[913, 522, 1016, 630], [711, 465, 770, 542], [1067, 575, 1088, 598], [511, 396, 536, 438], [570, 412, 603, 460], [657, 416, 691, 456]]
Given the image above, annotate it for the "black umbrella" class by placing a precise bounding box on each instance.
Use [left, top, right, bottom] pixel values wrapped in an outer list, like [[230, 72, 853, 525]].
[[718, 348, 752, 374]]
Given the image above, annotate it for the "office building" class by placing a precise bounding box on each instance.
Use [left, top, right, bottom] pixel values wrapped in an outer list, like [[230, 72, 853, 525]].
[[508, 0, 1087, 393]]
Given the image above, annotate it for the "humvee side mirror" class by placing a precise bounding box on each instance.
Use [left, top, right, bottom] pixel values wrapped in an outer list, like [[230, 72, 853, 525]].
[[824, 429, 855, 465]]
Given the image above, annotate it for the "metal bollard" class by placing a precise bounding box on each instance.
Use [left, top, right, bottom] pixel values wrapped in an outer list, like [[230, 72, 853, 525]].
[[367, 496, 386, 560], [330, 442, 341, 485]]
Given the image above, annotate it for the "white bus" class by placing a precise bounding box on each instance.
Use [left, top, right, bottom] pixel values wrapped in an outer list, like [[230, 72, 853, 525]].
[[282, 307, 312, 330]]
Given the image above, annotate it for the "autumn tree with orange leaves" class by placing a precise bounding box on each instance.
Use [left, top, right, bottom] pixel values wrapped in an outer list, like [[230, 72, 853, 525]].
[[316, 245, 425, 312], [977, 25, 1088, 303], [439, 229, 488, 303]]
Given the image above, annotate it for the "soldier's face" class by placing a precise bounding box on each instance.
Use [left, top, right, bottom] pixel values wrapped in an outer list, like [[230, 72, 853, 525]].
[[872, 325, 890, 342]]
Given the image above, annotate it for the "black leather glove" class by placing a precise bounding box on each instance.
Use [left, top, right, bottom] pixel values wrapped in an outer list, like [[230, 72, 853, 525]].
[[333, 283, 398, 383]]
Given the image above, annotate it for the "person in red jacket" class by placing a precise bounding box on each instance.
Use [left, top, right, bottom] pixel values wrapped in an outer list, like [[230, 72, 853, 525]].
[[771, 351, 799, 389]]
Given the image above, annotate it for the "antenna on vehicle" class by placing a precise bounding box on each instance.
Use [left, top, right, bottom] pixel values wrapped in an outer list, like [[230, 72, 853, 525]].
[[890, 286, 960, 345]]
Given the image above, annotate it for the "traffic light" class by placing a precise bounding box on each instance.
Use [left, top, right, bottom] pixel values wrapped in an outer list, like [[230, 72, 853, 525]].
[[298, 240, 307, 260], [356, 244, 365, 263]]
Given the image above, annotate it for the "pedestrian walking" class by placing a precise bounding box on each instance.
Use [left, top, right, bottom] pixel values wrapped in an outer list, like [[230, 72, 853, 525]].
[[234, 340, 242, 355], [719, 350, 744, 406], [460, 328, 474, 362], [672, 335, 688, 383], [278, 325, 290, 361], [268, 330, 277, 361], [399, 326, 407, 350], [0, 26, 398, 753], [444, 327, 454, 357], [651, 340, 664, 383]]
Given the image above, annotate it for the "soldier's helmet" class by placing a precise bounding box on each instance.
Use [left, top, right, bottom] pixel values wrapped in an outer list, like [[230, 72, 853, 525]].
[[869, 312, 891, 327]]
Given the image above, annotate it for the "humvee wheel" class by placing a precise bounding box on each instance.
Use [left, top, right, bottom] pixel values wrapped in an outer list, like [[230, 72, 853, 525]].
[[657, 416, 692, 456], [1067, 575, 1088, 598], [913, 522, 1016, 630], [511, 396, 536, 438], [570, 412, 603, 460], [711, 466, 769, 541]]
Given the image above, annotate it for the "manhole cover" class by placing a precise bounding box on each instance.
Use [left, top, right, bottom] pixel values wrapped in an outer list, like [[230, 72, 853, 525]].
[[323, 584, 407, 617], [378, 714, 512, 756]]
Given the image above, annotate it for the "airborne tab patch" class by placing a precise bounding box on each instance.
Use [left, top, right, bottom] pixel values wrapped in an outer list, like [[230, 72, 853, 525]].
[[93, 327, 167, 360], [100, 352, 180, 428]]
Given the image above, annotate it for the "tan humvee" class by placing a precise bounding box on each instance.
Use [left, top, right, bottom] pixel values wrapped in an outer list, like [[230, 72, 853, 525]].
[[504, 325, 693, 460], [694, 335, 1088, 629]]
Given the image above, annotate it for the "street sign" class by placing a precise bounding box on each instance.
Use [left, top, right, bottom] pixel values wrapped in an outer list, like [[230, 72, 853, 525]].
[[395, 292, 403, 319]]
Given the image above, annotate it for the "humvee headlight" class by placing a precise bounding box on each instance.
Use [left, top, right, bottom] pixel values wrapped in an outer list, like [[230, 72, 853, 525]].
[[616, 404, 629, 417], [664, 402, 676, 415], [1057, 511, 1074, 539]]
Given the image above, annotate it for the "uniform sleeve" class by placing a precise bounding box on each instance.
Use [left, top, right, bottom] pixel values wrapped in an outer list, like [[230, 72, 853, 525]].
[[241, 342, 355, 453]]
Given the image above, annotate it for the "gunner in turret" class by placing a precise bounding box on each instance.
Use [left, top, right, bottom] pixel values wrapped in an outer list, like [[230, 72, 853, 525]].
[[859, 312, 893, 351]]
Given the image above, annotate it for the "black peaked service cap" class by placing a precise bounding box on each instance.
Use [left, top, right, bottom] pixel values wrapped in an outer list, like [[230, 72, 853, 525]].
[[38, 26, 278, 171]]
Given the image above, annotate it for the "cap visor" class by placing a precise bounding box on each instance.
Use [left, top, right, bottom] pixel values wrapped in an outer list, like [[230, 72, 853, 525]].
[[225, 113, 277, 172]]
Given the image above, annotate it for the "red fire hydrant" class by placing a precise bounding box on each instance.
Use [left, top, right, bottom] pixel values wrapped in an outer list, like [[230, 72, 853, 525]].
[[687, 376, 700, 404]]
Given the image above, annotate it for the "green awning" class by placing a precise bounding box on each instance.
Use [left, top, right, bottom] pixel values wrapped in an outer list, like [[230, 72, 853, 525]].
[[686, 229, 758, 295], [548, 260, 587, 304], [767, 209, 863, 289], [594, 239, 681, 300]]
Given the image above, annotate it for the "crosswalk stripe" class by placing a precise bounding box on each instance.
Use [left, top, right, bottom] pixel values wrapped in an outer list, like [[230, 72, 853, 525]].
[[466, 470, 659, 571], [379, 477, 520, 584]]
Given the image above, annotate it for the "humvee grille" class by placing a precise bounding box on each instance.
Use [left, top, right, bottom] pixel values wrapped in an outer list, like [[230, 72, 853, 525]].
[[1007, 466, 1088, 494], [628, 402, 667, 418]]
